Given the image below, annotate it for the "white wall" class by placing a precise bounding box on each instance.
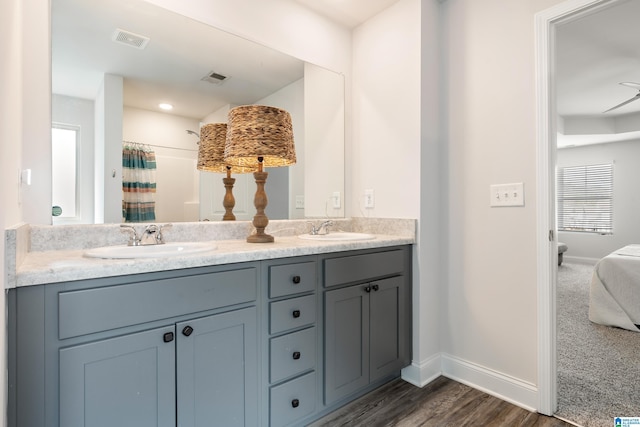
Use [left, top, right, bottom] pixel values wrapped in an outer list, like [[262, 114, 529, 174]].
[[440, 0, 565, 407], [351, 0, 437, 387], [1, 0, 24, 423], [305, 64, 345, 218], [95, 74, 124, 223], [558, 140, 640, 260], [351, 0, 421, 219]]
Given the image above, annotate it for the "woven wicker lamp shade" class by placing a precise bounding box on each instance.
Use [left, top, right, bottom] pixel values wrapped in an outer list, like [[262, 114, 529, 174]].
[[197, 123, 255, 221], [224, 105, 296, 243], [224, 105, 296, 169], [197, 123, 255, 174]]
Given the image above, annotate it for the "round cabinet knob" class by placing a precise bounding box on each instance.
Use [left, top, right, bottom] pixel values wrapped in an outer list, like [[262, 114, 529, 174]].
[[292, 310, 301, 319], [292, 275, 301, 284], [291, 399, 300, 408], [372, 284, 380, 291], [182, 325, 194, 337], [292, 351, 301, 360], [364, 285, 371, 293], [163, 332, 174, 343]]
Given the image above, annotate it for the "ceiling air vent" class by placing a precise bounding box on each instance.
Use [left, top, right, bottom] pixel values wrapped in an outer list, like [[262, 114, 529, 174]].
[[201, 71, 229, 85], [112, 29, 150, 50]]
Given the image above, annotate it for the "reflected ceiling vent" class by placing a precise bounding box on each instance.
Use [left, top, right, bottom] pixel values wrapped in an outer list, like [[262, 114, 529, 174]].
[[201, 71, 229, 85], [112, 28, 150, 50]]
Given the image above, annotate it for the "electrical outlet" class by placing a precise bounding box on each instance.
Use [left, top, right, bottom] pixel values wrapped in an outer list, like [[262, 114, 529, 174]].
[[21, 169, 32, 186], [364, 189, 375, 208], [490, 183, 524, 207], [332, 192, 341, 209], [295, 195, 304, 209]]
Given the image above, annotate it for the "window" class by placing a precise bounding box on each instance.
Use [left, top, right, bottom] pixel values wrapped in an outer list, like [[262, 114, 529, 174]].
[[52, 125, 79, 221], [557, 163, 613, 234]]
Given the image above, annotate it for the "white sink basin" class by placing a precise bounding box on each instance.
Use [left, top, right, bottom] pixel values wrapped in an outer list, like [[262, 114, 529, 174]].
[[298, 232, 376, 241], [84, 242, 217, 259]]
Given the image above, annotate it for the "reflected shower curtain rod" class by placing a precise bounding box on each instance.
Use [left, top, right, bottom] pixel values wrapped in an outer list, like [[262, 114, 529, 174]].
[[123, 140, 197, 153]]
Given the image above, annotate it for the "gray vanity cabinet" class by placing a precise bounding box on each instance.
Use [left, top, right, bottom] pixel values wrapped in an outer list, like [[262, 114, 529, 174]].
[[323, 247, 411, 405], [176, 307, 258, 427], [262, 258, 319, 427], [8, 263, 259, 427], [59, 307, 257, 427], [9, 245, 412, 427], [59, 325, 177, 427]]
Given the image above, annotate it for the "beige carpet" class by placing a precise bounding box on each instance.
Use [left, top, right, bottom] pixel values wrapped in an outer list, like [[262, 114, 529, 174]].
[[556, 262, 640, 427]]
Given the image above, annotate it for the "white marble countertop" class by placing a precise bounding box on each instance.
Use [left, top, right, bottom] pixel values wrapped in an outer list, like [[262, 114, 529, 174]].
[[6, 218, 416, 288], [15, 235, 413, 287]]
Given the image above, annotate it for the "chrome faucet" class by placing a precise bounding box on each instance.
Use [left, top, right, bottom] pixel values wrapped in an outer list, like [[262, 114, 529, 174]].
[[120, 223, 172, 246], [140, 224, 160, 245], [120, 224, 141, 246], [308, 220, 334, 235]]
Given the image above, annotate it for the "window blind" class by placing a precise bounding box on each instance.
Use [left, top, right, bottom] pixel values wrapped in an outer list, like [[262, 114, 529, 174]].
[[557, 163, 613, 234]]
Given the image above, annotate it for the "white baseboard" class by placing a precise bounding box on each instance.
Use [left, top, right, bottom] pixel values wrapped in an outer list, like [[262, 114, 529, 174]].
[[441, 353, 538, 412], [401, 353, 441, 387]]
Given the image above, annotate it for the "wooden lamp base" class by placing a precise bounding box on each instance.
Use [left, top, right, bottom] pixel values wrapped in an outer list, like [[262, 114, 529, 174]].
[[222, 176, 236, 221], [247, 170, 274, 243]]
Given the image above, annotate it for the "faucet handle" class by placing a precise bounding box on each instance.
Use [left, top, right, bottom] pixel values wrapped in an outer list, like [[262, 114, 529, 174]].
[[157, 223, 173, 244], [306, 221, 319, 235], [120, 224, 140, 246]]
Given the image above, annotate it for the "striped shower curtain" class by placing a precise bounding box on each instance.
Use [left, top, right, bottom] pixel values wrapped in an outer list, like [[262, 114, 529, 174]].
[[122, 142, 157, 222]]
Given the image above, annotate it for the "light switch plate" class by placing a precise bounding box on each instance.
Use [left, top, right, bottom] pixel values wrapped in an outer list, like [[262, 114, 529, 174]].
[[490, 183, 524, 207], [364, 189, 375, 208], [332, 192, 341, 209]]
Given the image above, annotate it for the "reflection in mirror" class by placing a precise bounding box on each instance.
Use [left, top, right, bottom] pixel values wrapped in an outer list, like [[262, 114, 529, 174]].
[[51, 0, 344, 224], [51, 125, 79, 222]]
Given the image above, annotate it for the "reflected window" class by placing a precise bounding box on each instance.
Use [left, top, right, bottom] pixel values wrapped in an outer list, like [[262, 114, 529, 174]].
[[52, 124, 79, 221]]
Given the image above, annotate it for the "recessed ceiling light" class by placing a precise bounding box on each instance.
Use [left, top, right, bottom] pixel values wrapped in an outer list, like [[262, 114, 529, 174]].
[[159, 103, 173, 111]]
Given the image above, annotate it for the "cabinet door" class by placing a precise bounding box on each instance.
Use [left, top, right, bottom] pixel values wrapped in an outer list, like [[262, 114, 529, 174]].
[[176, 307, 258, 427], [370, 276, 405, 382], [324, 285, 370, 404], [59, 326, 176, 427]]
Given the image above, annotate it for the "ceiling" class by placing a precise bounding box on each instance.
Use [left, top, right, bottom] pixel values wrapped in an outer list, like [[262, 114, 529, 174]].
[[555, 0, 640, 118], [292, 0, 401, 28]]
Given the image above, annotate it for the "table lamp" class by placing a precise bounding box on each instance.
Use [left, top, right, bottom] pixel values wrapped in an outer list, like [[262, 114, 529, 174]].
[[197, 123, 255, 220], [224, 105, 296, 243]]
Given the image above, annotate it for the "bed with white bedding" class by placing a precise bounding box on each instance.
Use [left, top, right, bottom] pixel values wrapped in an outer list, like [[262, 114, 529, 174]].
[[589, 245, 640, 332]]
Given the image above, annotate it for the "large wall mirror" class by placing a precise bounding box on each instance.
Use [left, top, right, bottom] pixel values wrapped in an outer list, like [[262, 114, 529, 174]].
[[51, 0, 345, 224]]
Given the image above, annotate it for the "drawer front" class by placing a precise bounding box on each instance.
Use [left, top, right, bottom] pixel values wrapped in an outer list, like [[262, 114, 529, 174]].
[[324, 249, 404, 287], [270, 327, 316, 383], [270, 372, 316, 427], [58, 267, 257, 339], [269, 261, 316, 298], [270, 294, 316, 335]]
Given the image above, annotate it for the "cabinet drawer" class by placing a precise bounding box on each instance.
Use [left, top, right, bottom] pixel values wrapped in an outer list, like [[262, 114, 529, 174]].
[[270, 372, 316, 427], [270, 294, 316, 335], [270, 327, 316, 383], [269, 261, 316, 298], [58, 267, 257, 339], [324, 249, 404, 287]]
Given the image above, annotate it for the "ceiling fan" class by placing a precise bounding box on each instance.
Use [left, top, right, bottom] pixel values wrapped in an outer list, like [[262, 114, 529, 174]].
[[603, 82, 640, 113]]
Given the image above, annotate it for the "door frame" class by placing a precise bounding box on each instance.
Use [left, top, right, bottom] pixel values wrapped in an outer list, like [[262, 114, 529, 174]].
[[534, 0, 624, 415]]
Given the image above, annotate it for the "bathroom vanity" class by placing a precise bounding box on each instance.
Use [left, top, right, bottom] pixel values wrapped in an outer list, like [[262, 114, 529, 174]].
[[6, 219, 414, 427]]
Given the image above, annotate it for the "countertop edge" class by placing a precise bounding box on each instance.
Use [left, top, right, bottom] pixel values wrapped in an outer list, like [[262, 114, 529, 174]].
[[13, 235, 415, 288]]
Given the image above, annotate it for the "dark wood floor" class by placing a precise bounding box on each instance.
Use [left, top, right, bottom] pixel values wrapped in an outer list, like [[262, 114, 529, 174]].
[[308, 376, 574, 427]]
